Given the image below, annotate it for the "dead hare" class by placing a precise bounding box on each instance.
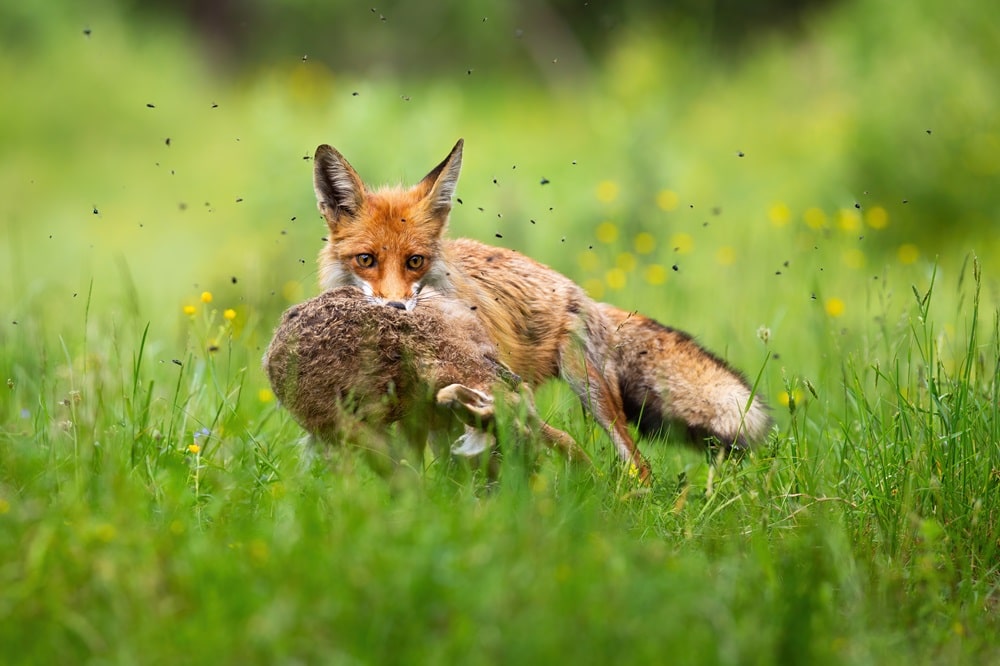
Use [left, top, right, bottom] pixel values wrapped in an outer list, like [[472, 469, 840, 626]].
[[264, 286, 587, 480]]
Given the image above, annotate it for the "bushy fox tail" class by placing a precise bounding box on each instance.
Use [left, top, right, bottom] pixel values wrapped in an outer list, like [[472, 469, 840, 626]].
[[599, 304, 772, 449]]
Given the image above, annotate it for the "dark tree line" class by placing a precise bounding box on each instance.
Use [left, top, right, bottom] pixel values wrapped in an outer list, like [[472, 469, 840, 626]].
[[120, 0, 836, 77]]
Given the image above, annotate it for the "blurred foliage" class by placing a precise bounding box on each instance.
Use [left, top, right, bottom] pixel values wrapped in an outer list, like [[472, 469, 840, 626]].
[[0, 0, 997, 383], [121, 0, 837, 77]]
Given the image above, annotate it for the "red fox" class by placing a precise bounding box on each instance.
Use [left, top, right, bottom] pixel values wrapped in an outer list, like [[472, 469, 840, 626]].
[[312, 139, 771, 482]]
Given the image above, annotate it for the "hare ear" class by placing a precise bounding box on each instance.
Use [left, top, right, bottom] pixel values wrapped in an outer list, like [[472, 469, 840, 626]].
[[417, 139, 463, 215], [314, 145, 366, 226]]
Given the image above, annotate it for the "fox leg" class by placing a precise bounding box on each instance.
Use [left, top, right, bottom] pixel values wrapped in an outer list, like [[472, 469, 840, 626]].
[[559, 338, 652, 483], [511, 386, 593, 466], [538, 422, 593, 466], [587, 366, 652, 483]]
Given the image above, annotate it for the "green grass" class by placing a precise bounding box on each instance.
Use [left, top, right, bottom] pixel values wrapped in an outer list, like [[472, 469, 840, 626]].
[[2, 264, 998, 664], [3, 0, 1000, 663]]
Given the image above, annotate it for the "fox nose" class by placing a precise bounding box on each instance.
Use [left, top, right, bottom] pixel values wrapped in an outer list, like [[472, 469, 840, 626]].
[[386, 301, 407, 310]]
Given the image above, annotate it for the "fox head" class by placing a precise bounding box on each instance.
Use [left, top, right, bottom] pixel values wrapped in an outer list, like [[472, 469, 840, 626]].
[[313, 139, 463, 311]]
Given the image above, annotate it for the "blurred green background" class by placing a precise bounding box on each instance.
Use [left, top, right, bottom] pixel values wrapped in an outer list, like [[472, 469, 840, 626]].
[[1, 0, 998, 405]]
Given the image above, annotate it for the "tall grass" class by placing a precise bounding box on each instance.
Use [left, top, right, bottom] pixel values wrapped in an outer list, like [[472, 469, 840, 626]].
[[2, 246, 998, 664]]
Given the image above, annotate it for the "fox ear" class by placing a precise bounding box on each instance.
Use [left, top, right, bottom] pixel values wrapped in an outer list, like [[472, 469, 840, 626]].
[[417, 139, 463, 215], [314, 145, 365, 225]]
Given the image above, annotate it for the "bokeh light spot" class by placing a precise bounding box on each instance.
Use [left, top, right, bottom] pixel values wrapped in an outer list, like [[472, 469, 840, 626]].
[[837, 209, 861, 231], [804, 207, 827, 230], [583, 278, 606, 299], [605, 268, 627, 290], [715, 246, 736, 266], [578, 250, 600, 272], [596, 180, 620, 203], [670, 232, 694, 254], [633, 232, 656, 254], [865, 206, 889, 229], [768, 202, 791, 227], [643, 265, 668, 285], [898, 243, 919, 264], [616, 252, 637, 271], [596, 221, 619, 244], [842, 249, 866, 269], [656, 189, 679, 211]]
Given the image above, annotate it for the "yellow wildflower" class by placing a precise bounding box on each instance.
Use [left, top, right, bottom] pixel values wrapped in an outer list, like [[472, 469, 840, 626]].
[[777, 389, 804, 407], [824, 297, 845, 318]]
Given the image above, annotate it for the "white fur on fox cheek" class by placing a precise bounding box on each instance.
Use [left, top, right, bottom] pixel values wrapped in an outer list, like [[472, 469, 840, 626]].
[[318, 256, 374, 296], [420, 259, 454, 294]]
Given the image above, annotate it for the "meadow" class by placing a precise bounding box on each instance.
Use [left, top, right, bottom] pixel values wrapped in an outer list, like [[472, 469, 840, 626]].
[[1, 1, 999, 663]]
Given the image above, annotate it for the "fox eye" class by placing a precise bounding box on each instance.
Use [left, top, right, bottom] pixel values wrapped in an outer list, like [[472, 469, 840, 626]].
[[406, 255, 425, 270], [356, 254, 375, 268]]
